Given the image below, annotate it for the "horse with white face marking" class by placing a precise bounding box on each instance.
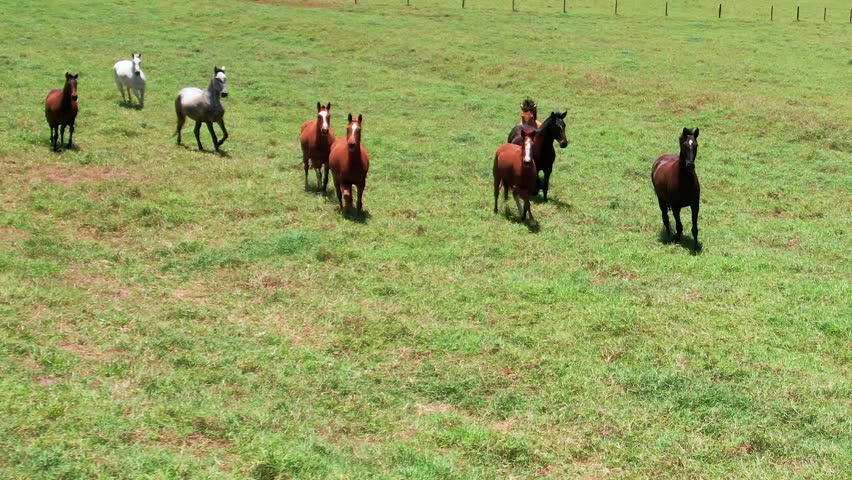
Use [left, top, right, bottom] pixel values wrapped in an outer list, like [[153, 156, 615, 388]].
[[175, 66, 229, 151], [652, 127, 701, 249], [113, 53, 146, 108], [300, 102, 335, 191], [493, 128, 538, 225], [329, 114, 370, 214]]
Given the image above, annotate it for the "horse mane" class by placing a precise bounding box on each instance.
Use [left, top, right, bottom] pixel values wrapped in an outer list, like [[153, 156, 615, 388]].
[[521, 98, 537, 112]]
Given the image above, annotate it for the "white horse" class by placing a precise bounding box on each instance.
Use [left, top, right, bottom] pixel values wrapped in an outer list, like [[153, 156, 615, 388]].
[[113, 53, 146, 108], [175, 66, 229, 151]]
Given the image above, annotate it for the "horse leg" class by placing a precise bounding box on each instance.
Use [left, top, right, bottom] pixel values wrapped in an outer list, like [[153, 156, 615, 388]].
[[67, 123, 74, 148], [50, 125, 57, 151], [322, 163, 330, 192], [59, 125, 66, 147], [493, 177, 501, 213], [356, 182, 365, 212], [302, 151, 309, 189], [333, 177, 343, 210], [673, 206, 684, 242], [691, 203, 700, 247], [525, 196, 534, 224], [542, 170, 551, 202], [216, 119, 228, 148], [206, 122, 220, 151], [314, 166, 322, 189], [658, 198, 671, 240], [513, 191, 524, 219], [116, 82, 125, 103], [193, 121, 204, 150]]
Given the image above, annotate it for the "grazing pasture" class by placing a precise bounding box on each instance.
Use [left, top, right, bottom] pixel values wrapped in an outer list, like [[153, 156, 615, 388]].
[[0, 0, 849, 478]]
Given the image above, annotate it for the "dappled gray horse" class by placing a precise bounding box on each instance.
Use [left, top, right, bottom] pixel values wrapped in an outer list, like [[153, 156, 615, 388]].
[[175, 66, 229, 151]]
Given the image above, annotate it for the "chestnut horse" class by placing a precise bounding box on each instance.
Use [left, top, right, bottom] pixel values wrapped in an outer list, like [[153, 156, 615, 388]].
[[510, 111, 568, 201], [329, 114, 370, 214], [300, 102, 335, 191], [45, 73, 79, 151], [506, 98, 541, 142], [493, 128, 537, 223], [652, 128, 701, 247]]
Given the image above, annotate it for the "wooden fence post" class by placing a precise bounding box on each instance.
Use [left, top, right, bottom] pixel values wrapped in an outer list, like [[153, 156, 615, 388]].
[[797, 6, 800, 21], [824, 8, 826, 21], [563, 0, 566, 14], [665, 1, 668, 16], [718, 3, 722, 18], [512, 0, 515, 11], [771, 5, 774, 21], [615, 0, 618, 15]]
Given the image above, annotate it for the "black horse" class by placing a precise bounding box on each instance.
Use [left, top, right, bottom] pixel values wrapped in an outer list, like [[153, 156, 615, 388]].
[[508, 111, 568, 201]]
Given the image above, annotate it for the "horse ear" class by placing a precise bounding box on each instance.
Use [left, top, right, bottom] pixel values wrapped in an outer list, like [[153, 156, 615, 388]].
[[693, 128, 699, 138], [348, 113, 353, 123], [74, 74, 79, 79], [681, 127, 690, 138], [65, 72, 70, 79], [357, 114, 362, 123], [327, 103, 331, 110], [560, 112, 567, 119], [317, 102, 321, 112]]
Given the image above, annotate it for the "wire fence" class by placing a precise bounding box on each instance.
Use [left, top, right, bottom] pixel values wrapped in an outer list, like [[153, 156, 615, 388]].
[[278, 0, 852, 23]]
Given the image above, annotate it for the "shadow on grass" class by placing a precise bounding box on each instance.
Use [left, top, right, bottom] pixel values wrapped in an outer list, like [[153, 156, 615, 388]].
[[176, 143, 230, 157], [657, 228, 702, 255], [117, 100, 143, 110], [499, 209, 540, 233], [343, 209, 371, 224], [49, 143, 81, 153], [531, 194, 573, 211]]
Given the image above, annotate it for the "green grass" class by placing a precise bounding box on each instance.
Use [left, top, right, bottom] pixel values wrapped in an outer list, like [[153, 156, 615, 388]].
[[0, 0, 850, 478]]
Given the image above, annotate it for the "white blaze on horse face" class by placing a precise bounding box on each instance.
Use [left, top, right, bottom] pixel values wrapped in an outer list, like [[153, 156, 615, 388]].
[[318, 110, 329, 131], [523, 136, 533, 163], [350, 122, 360, 142]]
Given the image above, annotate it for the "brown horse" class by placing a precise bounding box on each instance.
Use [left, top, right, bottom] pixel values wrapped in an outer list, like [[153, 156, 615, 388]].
[[493, 128, 537, 224], [329, 114, 370, 214], [506, 98, 541, 142], [652, 128, 701, 247], [45, 73, 79, 151], [300, 102, 335, 191]]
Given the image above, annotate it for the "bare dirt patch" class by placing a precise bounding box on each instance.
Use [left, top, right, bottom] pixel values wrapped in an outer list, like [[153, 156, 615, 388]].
[[56, 342, 121, 361], [0, 226, 30, 246], [24, 163, 129, 186], [416, 403, 453, 415]]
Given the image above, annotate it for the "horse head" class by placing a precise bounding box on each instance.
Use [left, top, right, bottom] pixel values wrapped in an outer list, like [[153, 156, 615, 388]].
[[346, 113, 362, 152], [65, 72, 79, 101], [520, 98, 538, 120], [547, 111, 568, 148], [679, 127, 700, 171], [214, 66, 228, 98], [132, 53, 142, 77], [520, 127, 536, 165], [316, 102, 331, 136]]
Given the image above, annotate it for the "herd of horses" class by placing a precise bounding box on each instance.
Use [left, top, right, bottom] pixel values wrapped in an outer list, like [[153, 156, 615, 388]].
[[42, 59, 702, 248]]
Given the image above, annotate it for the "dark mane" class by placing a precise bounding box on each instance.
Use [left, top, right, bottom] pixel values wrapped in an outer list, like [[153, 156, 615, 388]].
[[521, 98, 537, 112]]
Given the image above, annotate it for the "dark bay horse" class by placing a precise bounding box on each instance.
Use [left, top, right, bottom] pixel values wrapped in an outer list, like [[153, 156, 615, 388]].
[[329, 114, 370, 214], [300, 102, 336, 191], [652, 128, 701, 248], [510, 111, 568, 201], [45, 73, 79, 151], [493, 128, 537, 224], [175, 66, 229, 151]]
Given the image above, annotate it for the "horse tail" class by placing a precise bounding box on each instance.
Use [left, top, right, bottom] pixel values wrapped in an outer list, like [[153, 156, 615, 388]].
[[173, 95, 183, 136]]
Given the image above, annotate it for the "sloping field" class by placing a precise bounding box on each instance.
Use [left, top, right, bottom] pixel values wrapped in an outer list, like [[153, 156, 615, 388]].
[[0, 0, 849, 478]]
